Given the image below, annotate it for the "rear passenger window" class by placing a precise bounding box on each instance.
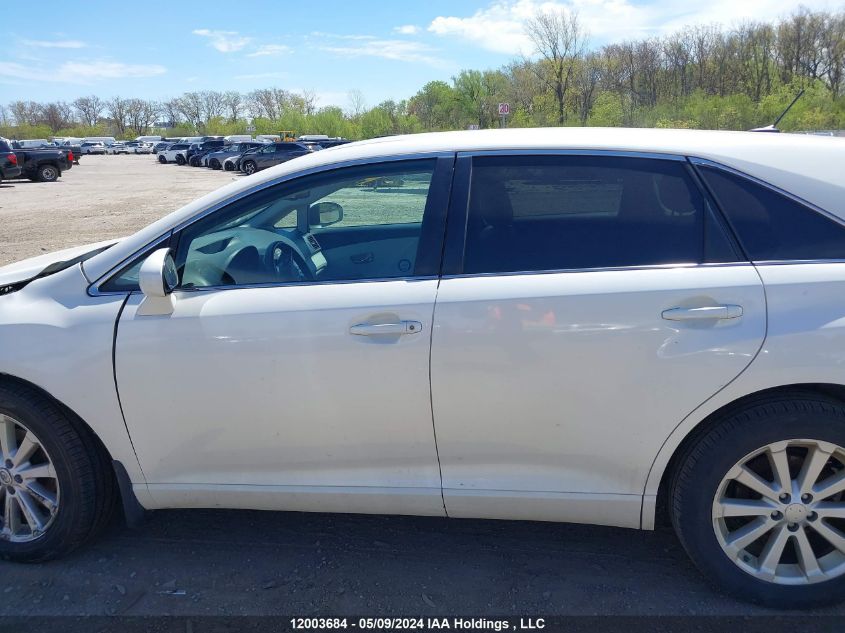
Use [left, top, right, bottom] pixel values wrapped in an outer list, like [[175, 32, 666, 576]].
[[698, 166, 845, 261], [463, 155, 735, 274]]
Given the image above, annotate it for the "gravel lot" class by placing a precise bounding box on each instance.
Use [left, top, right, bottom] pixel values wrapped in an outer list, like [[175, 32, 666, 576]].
[[0, 154, 237, 267], [1, 155, 844, 622]]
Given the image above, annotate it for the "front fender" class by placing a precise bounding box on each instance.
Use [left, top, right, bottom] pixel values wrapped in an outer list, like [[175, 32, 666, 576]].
[[0, 264, 150, 502]]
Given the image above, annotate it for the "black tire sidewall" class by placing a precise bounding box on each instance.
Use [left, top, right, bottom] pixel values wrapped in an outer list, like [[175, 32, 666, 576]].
[[673, 396, 845, 608], [0, 389, 95, 562], [38, 166, 58, 182]]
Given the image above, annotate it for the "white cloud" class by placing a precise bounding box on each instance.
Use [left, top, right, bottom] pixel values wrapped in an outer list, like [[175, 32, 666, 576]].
[[247, 44, 293, 57], [22, 39, 87, 49], [234, 71, 289, 81], [428, 0, 840, 54], [311, 31, 377, 41], [394, 25, 420, 35], [0, 60, 166, 83], [192, 28, 252, 53], [320, 38, 446, 66]]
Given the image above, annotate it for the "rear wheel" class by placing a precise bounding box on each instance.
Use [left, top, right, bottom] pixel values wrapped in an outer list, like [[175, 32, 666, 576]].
[[175, 154, 186, 166], [672, 393, 845, 607], [36, 165, 59, 182], [0, 383, 115, 562]]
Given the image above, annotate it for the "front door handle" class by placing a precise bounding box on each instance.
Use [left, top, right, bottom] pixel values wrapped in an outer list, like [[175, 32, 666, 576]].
[[349, 321, 423, 336], [661, 305, 743, 321]]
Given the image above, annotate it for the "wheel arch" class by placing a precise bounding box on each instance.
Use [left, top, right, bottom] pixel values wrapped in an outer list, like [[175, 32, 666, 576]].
[[646, 382, 845, 529], [0, 372, 114, 463], [0, 371, 146, 524]]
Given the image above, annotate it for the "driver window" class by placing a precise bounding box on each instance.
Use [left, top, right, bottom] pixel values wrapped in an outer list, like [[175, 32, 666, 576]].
[[171, 159, 437, 289]]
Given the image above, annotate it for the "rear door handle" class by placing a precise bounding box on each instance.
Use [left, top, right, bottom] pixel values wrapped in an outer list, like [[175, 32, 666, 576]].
[[349, 321, 423, 336], [661, 305, 743, 321]]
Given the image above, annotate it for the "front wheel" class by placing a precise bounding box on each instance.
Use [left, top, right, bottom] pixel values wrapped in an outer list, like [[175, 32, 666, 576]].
[[175, 155, 186, 166], [0, 383, 115, 562], [672, 393, 845, 608], [242, 160, 257, 175], [158, 155, 167, 164]]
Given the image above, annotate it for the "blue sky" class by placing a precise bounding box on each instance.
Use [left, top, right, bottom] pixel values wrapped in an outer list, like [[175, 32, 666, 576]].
[[1, 0, 839, 110]]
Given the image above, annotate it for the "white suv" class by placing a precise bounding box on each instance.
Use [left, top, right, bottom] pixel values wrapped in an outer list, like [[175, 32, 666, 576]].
[[158, 143, 190, 165], [1, 128, 844, 608]]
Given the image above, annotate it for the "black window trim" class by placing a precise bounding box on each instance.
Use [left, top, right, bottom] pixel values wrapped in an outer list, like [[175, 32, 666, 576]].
[[688, 156, 845, 266], [443, 149, 751, 278], [90, 153, 455, 296]]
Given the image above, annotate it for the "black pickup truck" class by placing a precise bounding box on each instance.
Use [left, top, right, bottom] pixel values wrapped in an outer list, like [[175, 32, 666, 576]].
[[8, 143, 73, 182], [0, 139, 22, 184]]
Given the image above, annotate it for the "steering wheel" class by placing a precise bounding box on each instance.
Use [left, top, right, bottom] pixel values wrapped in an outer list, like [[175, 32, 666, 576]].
[[266, 241, 314, 282]]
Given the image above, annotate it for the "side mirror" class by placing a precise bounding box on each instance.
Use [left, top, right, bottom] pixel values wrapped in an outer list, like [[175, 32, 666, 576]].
[[308, 202, 344, 227], [139, 248, 178, 298]]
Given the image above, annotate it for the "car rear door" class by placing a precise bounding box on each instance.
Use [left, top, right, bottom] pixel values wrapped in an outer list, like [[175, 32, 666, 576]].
[[430, 152, 766, 528]]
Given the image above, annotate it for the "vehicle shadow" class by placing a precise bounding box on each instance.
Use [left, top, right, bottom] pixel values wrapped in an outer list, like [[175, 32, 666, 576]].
[[2, 509, 844, 617]]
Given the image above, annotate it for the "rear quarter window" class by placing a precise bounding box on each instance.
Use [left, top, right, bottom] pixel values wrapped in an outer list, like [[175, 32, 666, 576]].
[[699, 166, 845, 261]]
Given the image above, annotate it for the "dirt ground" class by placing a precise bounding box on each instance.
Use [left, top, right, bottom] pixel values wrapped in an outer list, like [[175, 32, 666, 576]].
[[0, 154, 236, 267], [1, 156, 844, 622]]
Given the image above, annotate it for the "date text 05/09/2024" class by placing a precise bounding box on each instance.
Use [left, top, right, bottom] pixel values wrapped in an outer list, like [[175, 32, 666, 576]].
[[290, 617, 547, 630]]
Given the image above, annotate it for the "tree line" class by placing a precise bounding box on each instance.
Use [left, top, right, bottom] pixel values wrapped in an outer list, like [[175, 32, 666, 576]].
[[2, 6, 844, 141]]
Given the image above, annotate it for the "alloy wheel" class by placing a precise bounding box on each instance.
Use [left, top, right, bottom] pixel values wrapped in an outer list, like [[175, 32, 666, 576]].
[[0, 414, 60, 543], [713, 439, 845, 585]]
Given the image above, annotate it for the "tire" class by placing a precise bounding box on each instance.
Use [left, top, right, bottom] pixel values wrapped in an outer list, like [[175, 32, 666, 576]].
[[224, 162, 234, 171], [210, 159, 220, 170], [671, 392, 845, 608], [175, 154, 185, 166], [242, 160, 257, 175], [36, 165, 59, 182], [0, 382, 116, 562], [158, 155, 167, 164]]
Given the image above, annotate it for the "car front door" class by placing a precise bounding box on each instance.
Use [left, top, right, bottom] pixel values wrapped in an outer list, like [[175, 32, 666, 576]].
[[112, 156, 453, 516], [430, 152, 767, 528]]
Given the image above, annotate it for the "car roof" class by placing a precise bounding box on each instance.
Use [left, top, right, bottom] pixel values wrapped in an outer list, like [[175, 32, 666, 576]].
[[82, 127, 845, 282]]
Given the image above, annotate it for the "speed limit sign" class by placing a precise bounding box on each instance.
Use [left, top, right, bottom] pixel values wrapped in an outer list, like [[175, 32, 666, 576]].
[[498, 103, 510, 115]]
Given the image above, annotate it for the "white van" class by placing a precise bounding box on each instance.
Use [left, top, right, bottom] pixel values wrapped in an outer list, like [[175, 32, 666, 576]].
[[134, 135, 162, 144], [52, 137, 83, 146], [15, 139, 51, 148], [83, 136, 117, 146], [223, 135, 252, 143]]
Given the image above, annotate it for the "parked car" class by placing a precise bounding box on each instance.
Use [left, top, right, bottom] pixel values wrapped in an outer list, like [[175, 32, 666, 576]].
[[205, 142, 265, 170], [9, 145, 73, 181], [133, 143, 153, 155], [223, 145, 263, 172], [152, 142, 171, 154], [186, 140, 225, 163], [239, 141, 316, 175], [82, 136, 116, 147], [56, 141, 82, 164], [5, 128, 845, 608], [80, 142, 107, 155], [158, 143, 190, 164], [0, 138, 22, 183], [106, 142, 130, 155]]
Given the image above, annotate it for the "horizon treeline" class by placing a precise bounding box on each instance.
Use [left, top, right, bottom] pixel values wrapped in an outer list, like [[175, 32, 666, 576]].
[[1, 5, 844, 141]]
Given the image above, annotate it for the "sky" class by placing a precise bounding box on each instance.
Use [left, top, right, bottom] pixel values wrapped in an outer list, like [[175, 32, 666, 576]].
[[1, 0, 841, 110]]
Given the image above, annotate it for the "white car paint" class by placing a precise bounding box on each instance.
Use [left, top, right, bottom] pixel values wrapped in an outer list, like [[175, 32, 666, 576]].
[[1, 127, 844, 531], [160, 146, 188, 163]]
